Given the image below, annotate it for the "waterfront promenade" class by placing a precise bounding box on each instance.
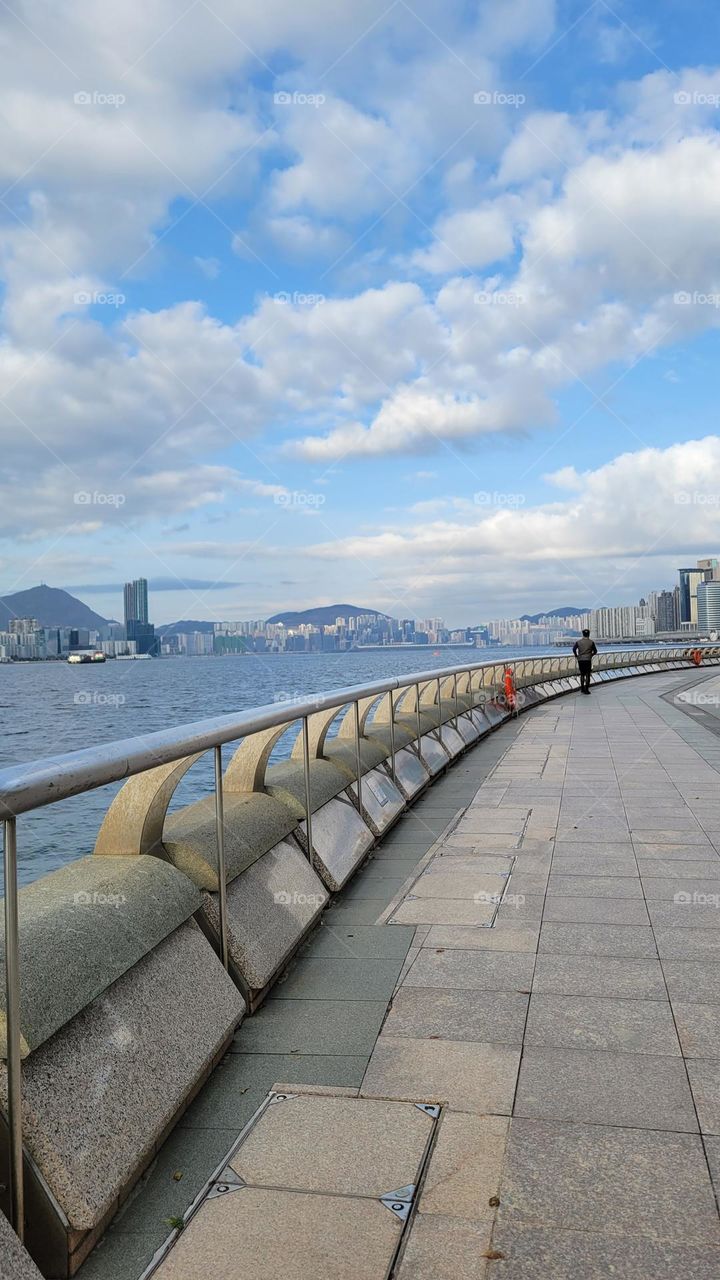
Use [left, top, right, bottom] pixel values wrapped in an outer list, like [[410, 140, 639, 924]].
[[62, 664, 720, 1280]]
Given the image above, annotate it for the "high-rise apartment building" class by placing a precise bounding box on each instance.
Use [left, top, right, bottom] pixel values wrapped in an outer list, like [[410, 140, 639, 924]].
[[697, 581, 720, 634], [123, 578, 149, 626], [678, 568, 705, 626]]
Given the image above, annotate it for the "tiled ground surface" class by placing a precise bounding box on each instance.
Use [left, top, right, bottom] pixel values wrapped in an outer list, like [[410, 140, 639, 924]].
[[368, 668, 720, 1277], [78, 712, 522, 1280], [81, 667, 720, 1280]]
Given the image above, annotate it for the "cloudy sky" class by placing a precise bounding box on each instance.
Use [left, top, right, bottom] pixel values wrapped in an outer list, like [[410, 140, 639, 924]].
[[2, 0, 720, 625]]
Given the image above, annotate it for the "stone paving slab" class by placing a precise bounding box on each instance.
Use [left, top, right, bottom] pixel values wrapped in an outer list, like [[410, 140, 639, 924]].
[[361, 1036, 521, 1113], [402, 947, 535, 991], [497, 1117, 719, 1241], [532, 954, 666, 999], [524, 993, 681, 1055], [384, 986, 529, 1044], [489, 1225, 720, 1278], [515, 1047, 697, 1130]]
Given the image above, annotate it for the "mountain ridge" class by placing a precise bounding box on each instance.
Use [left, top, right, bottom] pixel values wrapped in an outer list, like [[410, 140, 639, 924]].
[[0, 585, 109, 630], [266, 603, 389, 628]]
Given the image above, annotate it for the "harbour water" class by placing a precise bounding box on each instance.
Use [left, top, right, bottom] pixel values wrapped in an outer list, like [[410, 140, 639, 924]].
[[0, 643, 601, 885]]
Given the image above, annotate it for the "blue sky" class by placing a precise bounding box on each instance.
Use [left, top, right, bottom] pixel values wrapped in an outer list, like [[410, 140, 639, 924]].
[[2, 0, 720, 625]]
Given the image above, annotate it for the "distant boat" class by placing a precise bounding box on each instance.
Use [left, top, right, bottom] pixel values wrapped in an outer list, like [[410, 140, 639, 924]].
[[90, 652, 106, 663], [67, 653, 91, 664]]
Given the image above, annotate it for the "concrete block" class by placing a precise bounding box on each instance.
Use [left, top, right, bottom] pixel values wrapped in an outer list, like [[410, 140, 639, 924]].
[[201, 839, 328, 995], [163, 792, 298, 890], [390, 747, 431, 800], [0, 856, 201, 1058], [265, 759, 350, 816], [437, 724, 466, 758], [0, 920, 244, 1271], [416, 734, 451, 777], [347, 767, 405, 835], [297, 795, 375, 891]]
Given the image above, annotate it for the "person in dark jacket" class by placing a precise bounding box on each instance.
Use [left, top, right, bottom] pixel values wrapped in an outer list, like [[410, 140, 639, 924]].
[[573, 629, 598, 694]]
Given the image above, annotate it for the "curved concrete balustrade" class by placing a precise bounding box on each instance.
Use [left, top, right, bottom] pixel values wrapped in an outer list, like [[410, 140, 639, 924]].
[[0, 859, 244, 1277], [3, 646, 720, 1276]]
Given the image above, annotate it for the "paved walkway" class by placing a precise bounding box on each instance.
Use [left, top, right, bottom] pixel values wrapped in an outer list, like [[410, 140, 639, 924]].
[[85, 668, 720, 1279]]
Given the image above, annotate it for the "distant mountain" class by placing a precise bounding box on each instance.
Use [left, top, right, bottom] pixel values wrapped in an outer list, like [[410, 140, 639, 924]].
[[520, 607, 590, 624], [0, 585, 108, 630], [155, 620, 216, 637], [267, 603, 389, 628]]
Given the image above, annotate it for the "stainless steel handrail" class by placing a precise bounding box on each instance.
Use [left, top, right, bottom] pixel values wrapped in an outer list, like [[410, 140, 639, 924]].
[[1, 641, 718, 1243], [0, 647, 715, 817]]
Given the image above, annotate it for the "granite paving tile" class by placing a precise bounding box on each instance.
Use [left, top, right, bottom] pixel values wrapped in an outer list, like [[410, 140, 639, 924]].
[[515, 1048, 697, 1130], [383, 986, 529, 1044], [673, 1003, 720, 1058], [687, 1059, 720, 1134], [532, 954, 666, 999], [489, 1225, 720, 1277], [655, 928, 720, 959], [232, 998, 388, 1056], [301, 923, 415, 959], [649, 901, 720, 930], [396, 1215, 493, 1280], [415, 1112, 508, 1217], [361, 1035, 521, 1113], [539, 922, 657, 957], [497, 1118, 717, 1240], [541, 897, 650, 926], [546, 874, 643, 898], [423, 924, 540, 952], [402, 948, 535, 991], [661, 959, 720, 1003], [524, 993, 680, 1055], [270, 956, 404, 1002]]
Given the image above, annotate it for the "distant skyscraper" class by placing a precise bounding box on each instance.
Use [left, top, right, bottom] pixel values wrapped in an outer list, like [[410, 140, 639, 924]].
[[697, 582, 720, 634], [656, 590, 677, 633], [123, 578, 149, 626], [678, 568, 704, 626]]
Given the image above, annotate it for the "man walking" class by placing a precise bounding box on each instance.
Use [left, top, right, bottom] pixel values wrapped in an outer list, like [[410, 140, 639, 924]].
[[573, 628, 598, 694]]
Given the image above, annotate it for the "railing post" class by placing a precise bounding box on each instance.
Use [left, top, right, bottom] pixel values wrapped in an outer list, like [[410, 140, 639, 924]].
[[453, 672, 459, 730], [436, 677, 442, 734], [353, 699, 363, 816], [3, 817, 24, 1241], [387, 690, 396, 783], [415, 683, 423, 760], [301, 716, 314, 874], [213, 747, 229, 971]]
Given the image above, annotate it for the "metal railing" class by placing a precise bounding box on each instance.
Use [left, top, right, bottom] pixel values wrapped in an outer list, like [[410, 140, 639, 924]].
[[1, 643, 718, 1241]]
